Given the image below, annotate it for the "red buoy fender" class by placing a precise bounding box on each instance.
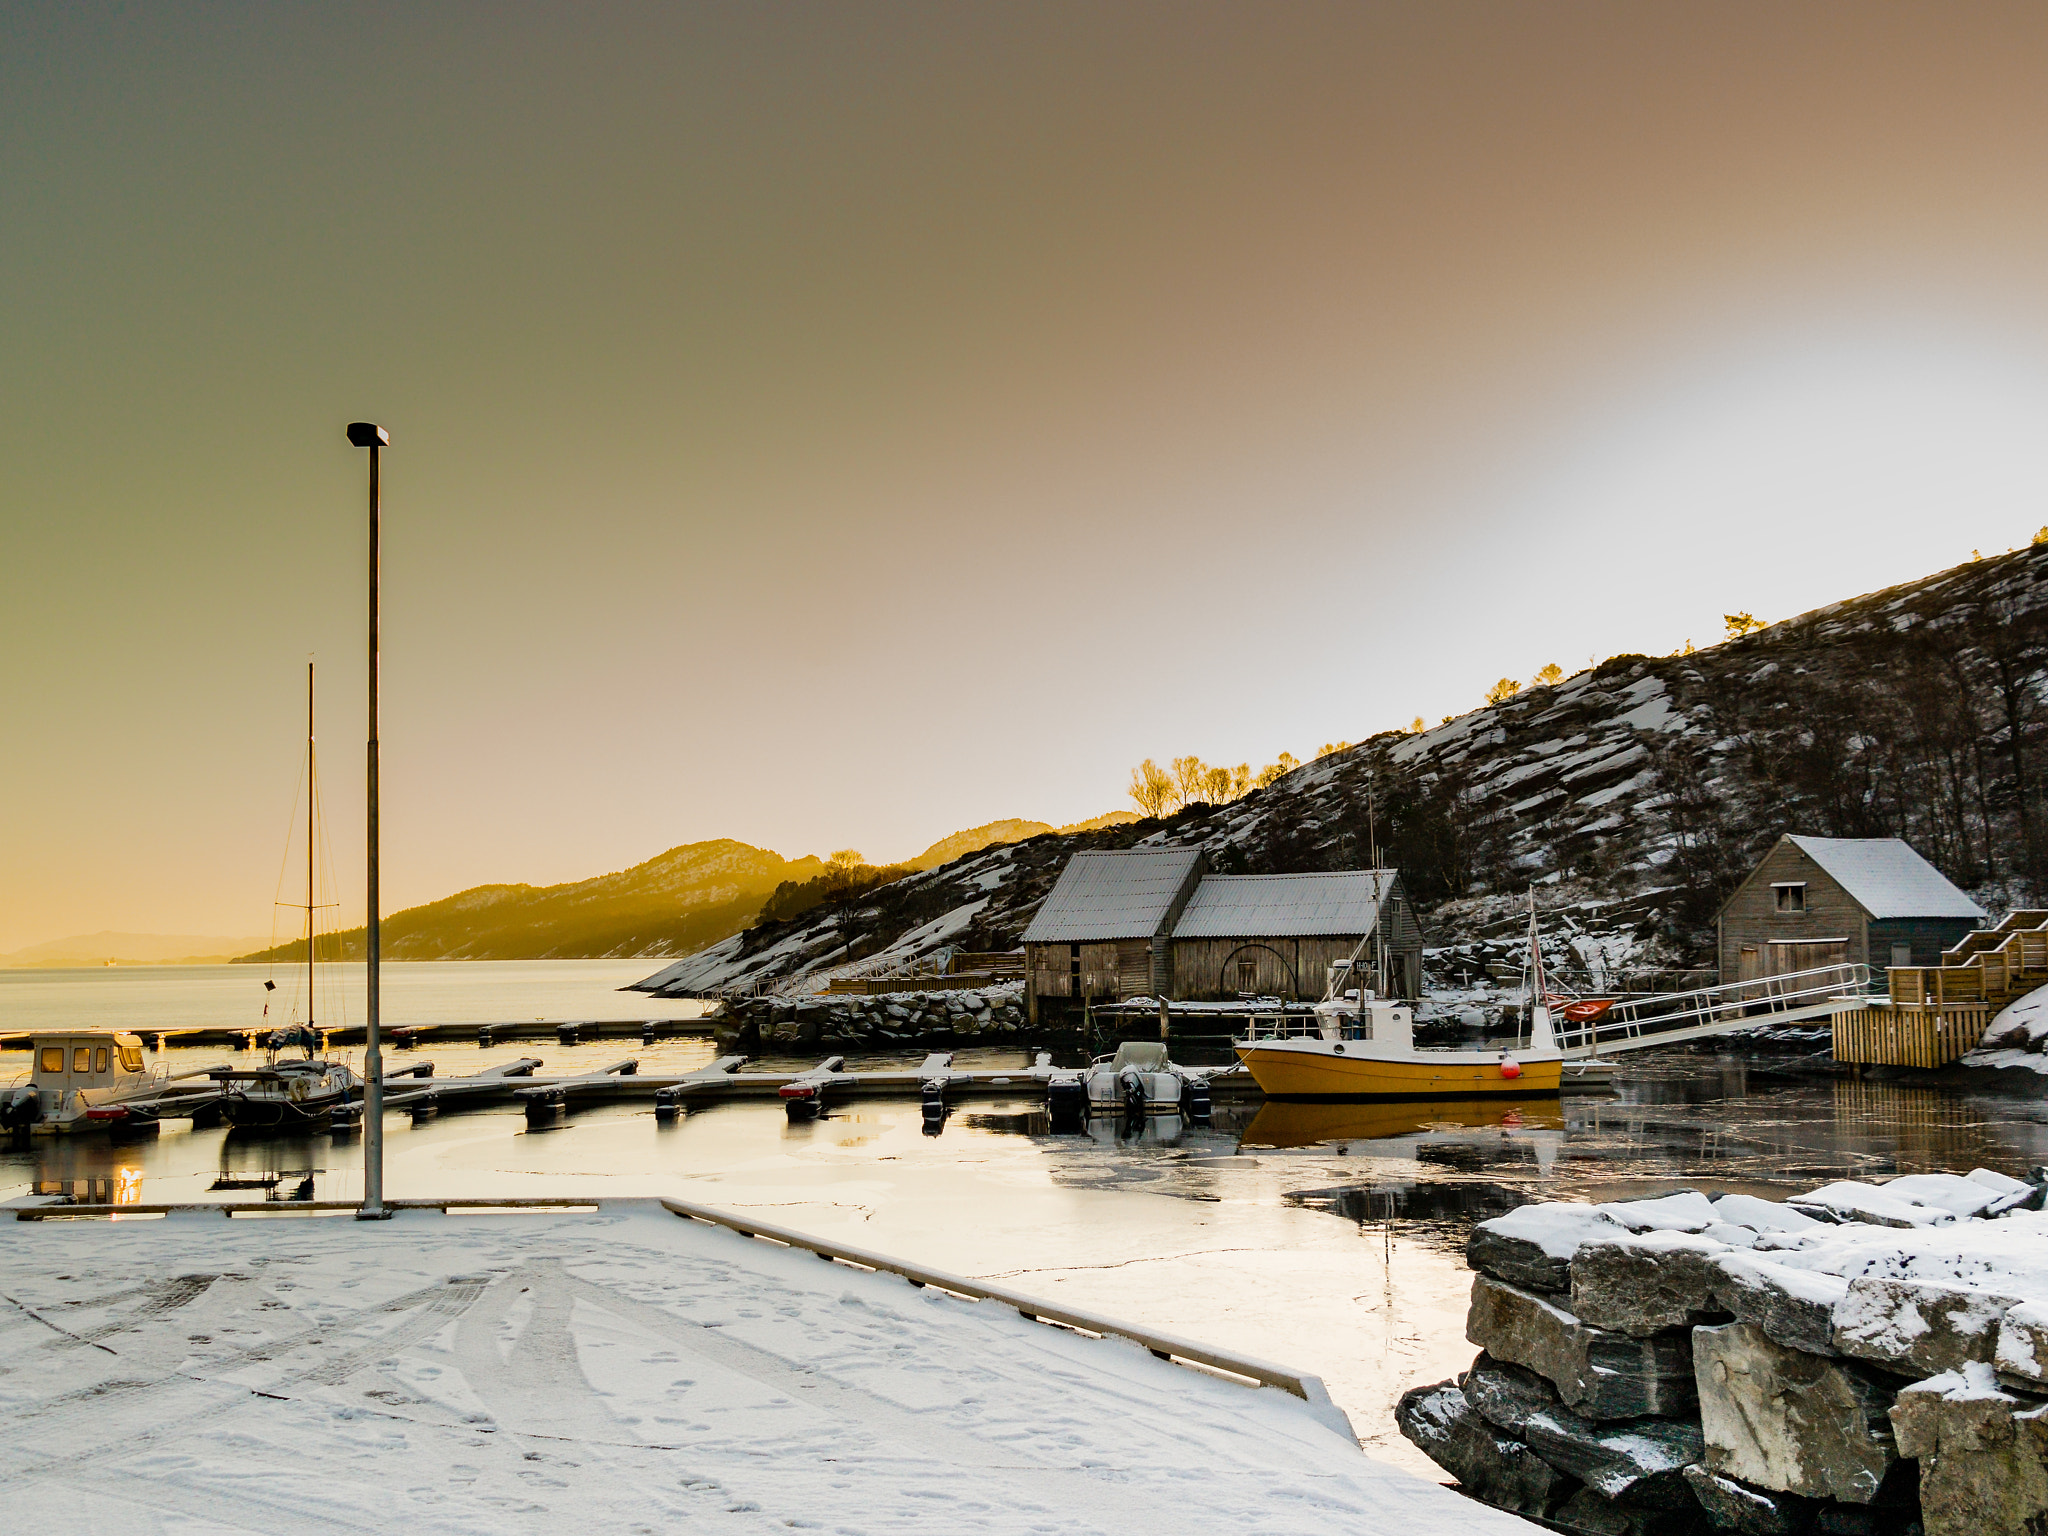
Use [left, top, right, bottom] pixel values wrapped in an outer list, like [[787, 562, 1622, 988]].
[[1499, 1057, 1522, 1080]]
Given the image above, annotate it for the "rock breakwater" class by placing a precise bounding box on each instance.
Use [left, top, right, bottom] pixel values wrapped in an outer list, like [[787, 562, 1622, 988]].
[[1398, 1168, 2048, 1535], [714, 983, 1028, 1051]]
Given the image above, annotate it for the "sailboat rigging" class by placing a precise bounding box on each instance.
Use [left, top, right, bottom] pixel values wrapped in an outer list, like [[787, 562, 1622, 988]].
[[214, 664, 363, 1130]]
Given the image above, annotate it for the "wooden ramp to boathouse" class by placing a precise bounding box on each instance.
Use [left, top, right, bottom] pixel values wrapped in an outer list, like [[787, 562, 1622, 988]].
[[1553, 962, 1869, 1060], [1831, 909, 2048, 1067]]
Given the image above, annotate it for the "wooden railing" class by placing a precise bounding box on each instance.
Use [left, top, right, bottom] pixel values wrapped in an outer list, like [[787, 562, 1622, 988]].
[[1890, 912, 2048, 1011]]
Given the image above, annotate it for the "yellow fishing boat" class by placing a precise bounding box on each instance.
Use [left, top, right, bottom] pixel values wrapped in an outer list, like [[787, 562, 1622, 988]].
[[1234, 891, 1564, 1101], [1233, 998, 1563, 1100]]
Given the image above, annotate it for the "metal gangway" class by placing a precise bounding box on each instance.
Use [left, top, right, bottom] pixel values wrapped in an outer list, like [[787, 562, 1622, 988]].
[[1551, 962, 1871, 1060]]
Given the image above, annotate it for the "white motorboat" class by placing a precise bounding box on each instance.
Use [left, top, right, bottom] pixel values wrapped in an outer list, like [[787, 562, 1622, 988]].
[[1, 1030, 219, 1135], [1045, 1042, 1214, 1124]]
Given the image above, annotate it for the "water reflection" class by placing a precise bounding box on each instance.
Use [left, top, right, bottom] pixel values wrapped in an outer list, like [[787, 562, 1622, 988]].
[[1242, 1099, 1565, 1150]]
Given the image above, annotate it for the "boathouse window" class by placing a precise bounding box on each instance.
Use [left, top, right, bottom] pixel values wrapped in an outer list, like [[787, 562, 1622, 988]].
[[73, 1048, 91, 1073], [1772, 883, 1807, 913], [41, 1047, 63, 1074], [1236, 960, 1257, 994], [94, 1048, 109, 1073]]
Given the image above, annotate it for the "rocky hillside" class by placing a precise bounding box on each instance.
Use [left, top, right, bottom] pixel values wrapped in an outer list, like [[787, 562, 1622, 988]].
[[635, 545, 2048, 999], [238, 840, 823, 964]]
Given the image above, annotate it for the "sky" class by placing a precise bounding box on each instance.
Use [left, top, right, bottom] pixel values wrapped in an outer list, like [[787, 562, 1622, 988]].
[[7, 2, 2048, 951]]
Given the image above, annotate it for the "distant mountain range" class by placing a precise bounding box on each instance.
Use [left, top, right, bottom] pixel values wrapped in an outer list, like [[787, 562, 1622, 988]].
[[0, 931, 271, 968], [231, 814, 1135, 965]]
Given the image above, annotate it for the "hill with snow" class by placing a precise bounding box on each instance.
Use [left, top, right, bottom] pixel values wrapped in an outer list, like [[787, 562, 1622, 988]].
[[636, 545, 2048, 999]]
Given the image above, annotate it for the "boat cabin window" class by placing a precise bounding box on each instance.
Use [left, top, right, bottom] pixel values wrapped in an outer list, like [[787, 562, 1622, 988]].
[[94, 1047, 110, 1073], [118, 1045, 144, 1072], [73, 1047, 91, 1073], [1772, 882, 1806, 913], [40, 1047, 64, 1074]]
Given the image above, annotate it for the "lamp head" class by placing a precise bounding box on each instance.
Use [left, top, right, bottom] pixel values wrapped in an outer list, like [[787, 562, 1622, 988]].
[[346, 422, 389, 448]]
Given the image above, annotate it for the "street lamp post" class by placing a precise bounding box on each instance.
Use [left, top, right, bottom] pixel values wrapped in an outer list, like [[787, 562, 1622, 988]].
[[346, 421, 392, 1219]]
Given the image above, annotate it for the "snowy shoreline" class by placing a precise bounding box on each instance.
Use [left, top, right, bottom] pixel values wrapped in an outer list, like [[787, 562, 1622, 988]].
[[0, 1197, 1536, 1534]]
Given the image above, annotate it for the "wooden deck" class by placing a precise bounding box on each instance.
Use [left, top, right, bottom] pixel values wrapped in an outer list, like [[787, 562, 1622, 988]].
[[1831, 1003, 1991, 1068]]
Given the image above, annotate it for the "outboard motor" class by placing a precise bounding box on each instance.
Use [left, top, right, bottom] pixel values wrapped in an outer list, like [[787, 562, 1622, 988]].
[[1121, 1068, 1147, 1119], [2, 1085, 42, 1134], [1184, 1074, 1212, 1127]]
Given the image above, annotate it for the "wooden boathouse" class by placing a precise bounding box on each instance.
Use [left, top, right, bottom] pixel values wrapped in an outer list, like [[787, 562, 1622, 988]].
[[1718, 835, 1985, 985], [1020, 848, 1424, 1023]]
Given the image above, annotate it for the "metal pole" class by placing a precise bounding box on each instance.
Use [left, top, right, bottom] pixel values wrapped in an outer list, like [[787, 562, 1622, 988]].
[[355, 428, 390, 1219], [307, 662, 316, 1037]]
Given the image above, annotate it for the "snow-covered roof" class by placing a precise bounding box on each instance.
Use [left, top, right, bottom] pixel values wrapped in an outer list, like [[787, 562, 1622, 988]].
[[1172, 872, 1391, 939], [1020, 848, 1205, 943], [1784, 836, 1986, 921]]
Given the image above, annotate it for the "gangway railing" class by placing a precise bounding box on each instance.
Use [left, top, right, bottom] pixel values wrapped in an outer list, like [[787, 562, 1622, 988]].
[[1553, 962, 1871, 1057]]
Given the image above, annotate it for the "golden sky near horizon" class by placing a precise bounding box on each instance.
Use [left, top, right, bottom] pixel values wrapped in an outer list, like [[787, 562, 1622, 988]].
[[7, 3, 2048, 950]]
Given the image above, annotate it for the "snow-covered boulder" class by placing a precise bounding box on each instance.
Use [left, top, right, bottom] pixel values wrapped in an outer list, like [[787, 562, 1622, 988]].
[[1467, 1202, 1625, 1293], [1570, 1230, 1734, 1335], [1789, 1180, 1960, 1228], [1832, 1274, 2028, 1377]]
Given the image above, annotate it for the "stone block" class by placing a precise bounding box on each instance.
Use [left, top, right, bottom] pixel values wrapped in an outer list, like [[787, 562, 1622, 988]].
[[1465, 1351, 1565, 1435], [1574, 1232, 1736, 1335], [1394, 1380, 1578, 1517], [1520, 1404, 1705, 1502], [1469, 1202, 1625, 1293], [1890, 1366, 2048, 1536], [1551, 1485, 1711, 1536], [1831, 1275, 2023, 1377], [1679, 1466, 1816, 1535], [1711, 1253, 1848, 1357], [1467, 1274, 1698, 1420], [1694, 1322, 1899, 1505]]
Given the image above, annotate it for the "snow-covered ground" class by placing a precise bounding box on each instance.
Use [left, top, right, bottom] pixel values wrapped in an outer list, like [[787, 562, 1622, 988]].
[[0, 1200, 1534, 1534]]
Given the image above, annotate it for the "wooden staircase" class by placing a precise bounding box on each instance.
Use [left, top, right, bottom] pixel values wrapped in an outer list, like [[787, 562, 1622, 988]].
[[1889, 910, 2048, 1013], [1832, 911, 2048, 1069]]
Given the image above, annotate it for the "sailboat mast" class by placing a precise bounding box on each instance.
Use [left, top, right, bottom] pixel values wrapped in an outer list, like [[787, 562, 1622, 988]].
[[307, 661, 316, 1034]]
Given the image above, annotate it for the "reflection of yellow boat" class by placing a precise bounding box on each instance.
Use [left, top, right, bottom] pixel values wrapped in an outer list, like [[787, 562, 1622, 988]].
[[1242, 1097, 1565, 1148], [1234, 998, 1563, 1101]]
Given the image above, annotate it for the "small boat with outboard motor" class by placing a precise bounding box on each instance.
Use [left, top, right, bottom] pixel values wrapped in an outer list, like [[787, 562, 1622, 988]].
[[1232, 894, 1565, 1101], [1, 1030, 227, 1135], [1044, 1041, 1216, 1126]]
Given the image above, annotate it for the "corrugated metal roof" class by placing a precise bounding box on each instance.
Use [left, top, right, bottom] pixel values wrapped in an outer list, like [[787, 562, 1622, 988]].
[[1020, 848, 1205, 943], [1785, 836, 1986, 921], [1171, 872, 1390, 939]]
